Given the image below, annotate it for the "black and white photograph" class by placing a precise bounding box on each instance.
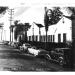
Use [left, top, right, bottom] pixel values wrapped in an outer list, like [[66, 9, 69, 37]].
[[0, 0, 75, 72]]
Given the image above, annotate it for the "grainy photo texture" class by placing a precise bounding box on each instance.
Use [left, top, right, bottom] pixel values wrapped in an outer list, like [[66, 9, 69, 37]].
[[0, 0, 75, 72]]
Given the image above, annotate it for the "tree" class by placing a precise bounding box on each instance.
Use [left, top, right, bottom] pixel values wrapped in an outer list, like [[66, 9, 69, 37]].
[[23, 23, 31, 42], [10, 25, 15, 42], [0, 7, 8, 14], [14, 22, 24, 41], [68, 7, 75, 15], [66, 7, 75, 68], [50, 7, 63, 24], [44, 7, 62, 49], [54, 7, 75, 68], [14, 20, 31, 43]]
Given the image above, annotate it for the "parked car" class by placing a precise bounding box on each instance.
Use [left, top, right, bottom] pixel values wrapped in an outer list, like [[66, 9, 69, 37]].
[[19, 43, 31, 52], [50, 48, 71, 65], [8, 42, 12, 46], [12, 42, 20, 48], [3, 41, 9, 45], [16, 42, 22, 49], [28, 46, 51, 60], [28, 46, 39, 56], [36, 48, 51, 60], [10, 42, 16, 47]]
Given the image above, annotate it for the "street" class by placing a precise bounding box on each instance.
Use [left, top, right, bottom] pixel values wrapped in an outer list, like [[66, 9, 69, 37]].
[[0, 43, 65, 71]]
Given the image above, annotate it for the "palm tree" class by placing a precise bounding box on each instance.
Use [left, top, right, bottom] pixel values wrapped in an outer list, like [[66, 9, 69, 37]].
[[14, 22, 24, 41], [23, 23, 31, 42], [44, 7, 50, 49], [44, 7, 62, 49], [14, 20, 31, 43]]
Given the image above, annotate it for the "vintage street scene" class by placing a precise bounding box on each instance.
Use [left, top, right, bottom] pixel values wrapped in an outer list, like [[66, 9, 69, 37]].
[[0, 0, 75, 72]]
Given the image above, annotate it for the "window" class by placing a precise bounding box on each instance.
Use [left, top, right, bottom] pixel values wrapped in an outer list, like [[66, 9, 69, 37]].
[[50, 35, 51, 42], [41, 36, 43, 42], [53, 35, 55, 42], [49, 35, 50, 42], [51, 35, 52, 42], [40, 36, 42, 42], [58, 34, 61, 43], [34, 36, 35, 41], [29, 36, 30, 41], [36, 36, 38, 41], [63, 33, 66, 43], [44, 35, 45, 42], [29, 36, 31, 41], [48, 35, 50, 42], [32, 35, 34, 41]]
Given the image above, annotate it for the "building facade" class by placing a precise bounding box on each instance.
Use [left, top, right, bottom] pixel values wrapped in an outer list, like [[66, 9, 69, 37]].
[[27, 16, 72, 43]]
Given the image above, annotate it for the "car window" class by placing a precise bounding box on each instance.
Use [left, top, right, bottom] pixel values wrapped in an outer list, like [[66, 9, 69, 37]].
[[26, 44, 30, 46], [32, 46, 37, 49]]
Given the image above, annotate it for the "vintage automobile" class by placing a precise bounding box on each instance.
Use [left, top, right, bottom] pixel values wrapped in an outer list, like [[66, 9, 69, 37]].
[[8, 42, 12, 46], [3, 41, 9, 45], [28, 46, 40, 56], [28, 46, 51, 60], [19, 43, 31, 52], [50, 48, 71, 65], [36, 48, 51, 60]]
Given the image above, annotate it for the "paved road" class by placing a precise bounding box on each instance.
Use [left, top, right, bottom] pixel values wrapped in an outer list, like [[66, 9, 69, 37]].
[[0, 44, 67, 71]]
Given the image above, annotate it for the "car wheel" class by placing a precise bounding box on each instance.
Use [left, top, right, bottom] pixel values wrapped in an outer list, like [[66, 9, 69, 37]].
[[45, 54, 51, 60], [59, 57, 64, 65], [20, 47, 23, 51]]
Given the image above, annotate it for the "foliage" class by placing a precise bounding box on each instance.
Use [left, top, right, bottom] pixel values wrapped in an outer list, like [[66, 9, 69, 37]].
[[44, 7, 63, 31], [0, 7, 8, 14], [14, 23, 24, 40], [49, 7, 63, 24], [68, 7, 75, 15], [14, 21, 31, 41]]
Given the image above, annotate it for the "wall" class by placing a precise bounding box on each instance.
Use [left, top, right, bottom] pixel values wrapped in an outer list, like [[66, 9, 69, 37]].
[[27, 24, 40, 41], [41, 17, 72, 43]]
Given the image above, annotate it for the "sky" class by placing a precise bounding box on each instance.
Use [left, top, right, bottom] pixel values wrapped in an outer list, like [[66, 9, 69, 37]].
[[0, 0, 74, 41], [13, 6, 45, 25], [0, 0, 75, 7]]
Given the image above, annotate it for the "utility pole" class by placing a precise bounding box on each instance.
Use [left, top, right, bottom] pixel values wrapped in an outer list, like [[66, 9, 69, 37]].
[[8, 9, 14, 42]]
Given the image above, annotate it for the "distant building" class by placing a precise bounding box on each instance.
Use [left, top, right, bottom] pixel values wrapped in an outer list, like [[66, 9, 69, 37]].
[[27, 23, 44, 42], [41, 16, 72, 43], [27, 16, 72, 43]]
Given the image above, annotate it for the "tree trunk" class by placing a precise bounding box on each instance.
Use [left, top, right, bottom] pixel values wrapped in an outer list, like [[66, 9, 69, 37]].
[[24, 31, 27, 42], [45, 30, 48, 50]]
